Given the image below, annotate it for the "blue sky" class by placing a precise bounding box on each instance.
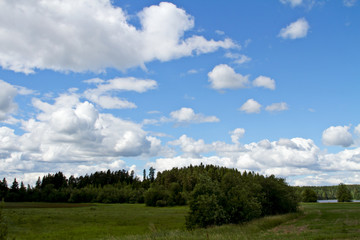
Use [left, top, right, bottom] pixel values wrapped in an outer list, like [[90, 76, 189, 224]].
[[0, 0, 360, 186]]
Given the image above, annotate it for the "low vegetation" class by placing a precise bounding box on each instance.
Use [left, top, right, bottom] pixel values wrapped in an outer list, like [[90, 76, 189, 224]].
[[2, 202, 360, 239]]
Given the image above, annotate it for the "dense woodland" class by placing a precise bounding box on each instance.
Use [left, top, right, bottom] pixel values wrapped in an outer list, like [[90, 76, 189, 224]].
[[295, 184, 360, 201], [0, 165, 302, 228]]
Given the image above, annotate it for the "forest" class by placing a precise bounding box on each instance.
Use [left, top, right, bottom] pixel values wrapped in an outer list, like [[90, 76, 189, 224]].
[[294, 184, 360, 201], [0, 165, 300, 228]]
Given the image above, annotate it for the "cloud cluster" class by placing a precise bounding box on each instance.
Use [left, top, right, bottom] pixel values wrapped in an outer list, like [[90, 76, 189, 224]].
[[239, 99, 288, 114], [83, 77, 157, 109], [0, 1, 235, 73], [153, 129, 360, 186], [279, 18, 310, 39], [208, 64, 276, 91], [154, 133, 321, 180], [0, 82, 171, 182]]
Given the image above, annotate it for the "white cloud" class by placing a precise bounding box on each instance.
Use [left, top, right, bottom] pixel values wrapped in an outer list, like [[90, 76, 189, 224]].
[[343, 0, 357, 7], [170, 107, 219, 124], [85, 77, 158, 93], [153, 136, 320, 180], [265, 102, 289, 112], [355, 124, 360, 136], [87, 96, 137, 109], [239, 99, 261, 114], [208, 64, 250, 90], [0, 93, 167, 165], [234, 55, 252, 65], [83, 77, 157, 109], [253, 76, 276, 90], [0, 1, 235, 73], [225, 53, 251, 65], [169, 135, 211, 158], [230, 128, 245, 144], [279, 18, 310, 39], [319, 147, 360, 171], [143, 108, 219, 126], [322, 125, 353, 147], [0, 80, 18, 121], [279, 0, 303, 7]]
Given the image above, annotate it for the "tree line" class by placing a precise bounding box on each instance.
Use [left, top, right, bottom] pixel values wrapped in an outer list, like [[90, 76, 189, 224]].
[[296, 183, 360, 202], [0, 165, 299, 228]]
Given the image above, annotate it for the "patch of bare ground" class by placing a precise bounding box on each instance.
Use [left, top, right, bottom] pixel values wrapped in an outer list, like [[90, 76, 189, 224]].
[[271, 224, 309, 235]]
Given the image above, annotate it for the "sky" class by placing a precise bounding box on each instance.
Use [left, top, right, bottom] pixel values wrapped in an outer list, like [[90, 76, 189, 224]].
[[0, 0, 360, 186]]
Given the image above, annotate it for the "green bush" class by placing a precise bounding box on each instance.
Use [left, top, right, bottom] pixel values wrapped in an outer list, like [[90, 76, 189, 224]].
[[337, 183, 352, 202], [302, 188, 318, 202]]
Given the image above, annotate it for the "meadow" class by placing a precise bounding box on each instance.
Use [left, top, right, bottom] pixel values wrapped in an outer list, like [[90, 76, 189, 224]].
[[3, 202, 360, 240]]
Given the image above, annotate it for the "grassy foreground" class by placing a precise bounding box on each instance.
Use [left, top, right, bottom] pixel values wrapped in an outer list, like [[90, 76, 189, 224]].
[[3, 202, 360, 239]]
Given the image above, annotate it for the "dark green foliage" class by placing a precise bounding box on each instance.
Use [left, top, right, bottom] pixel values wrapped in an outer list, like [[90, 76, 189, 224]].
[[302, 188, 318, 202], [184, 166, 298, 229], [186, 175, 227, 229], [0, 179, 8, 201], [337, 183, 352, 202], [149, 167, 155, 182], [144, 185, 169, 207], [220, 172, 262, 223]]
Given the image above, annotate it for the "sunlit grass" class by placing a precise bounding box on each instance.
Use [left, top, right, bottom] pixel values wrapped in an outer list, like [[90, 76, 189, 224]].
[[3, 202, 360, 239]]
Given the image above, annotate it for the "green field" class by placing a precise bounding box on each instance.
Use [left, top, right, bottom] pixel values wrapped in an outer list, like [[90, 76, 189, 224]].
[[2, 202, 360, 239]]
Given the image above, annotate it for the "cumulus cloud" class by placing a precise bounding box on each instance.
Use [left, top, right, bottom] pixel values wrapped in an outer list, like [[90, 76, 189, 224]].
[[343, 0, 357, 7], [0, 92, 168, 165], [170, 107, 219, 124], [208, 64, 250, 90], [319, 147, 360, 171], [279, 18, 310, 39], [253, 76, 276, 90], [265, 102, 289, 112], [83, 77, 157, 109], [153, 136, 320, 180], [169, 135, 211, 158], [239, 99, 261, 114], [0, 1, 235, 73], [230, 128, 245, 144], [322, 125, 353, 147], [0, 80, 18, 121], [280, 0, 303, 7]]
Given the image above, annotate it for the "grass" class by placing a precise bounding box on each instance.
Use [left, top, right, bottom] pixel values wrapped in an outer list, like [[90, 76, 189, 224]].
[[3, 202, 360, 239], [3, 203, 187, 240]]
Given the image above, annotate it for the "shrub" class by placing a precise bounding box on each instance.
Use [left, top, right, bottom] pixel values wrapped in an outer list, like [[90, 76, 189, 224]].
[[302, 188, 317, 202], [337, 183, 352, 202]]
